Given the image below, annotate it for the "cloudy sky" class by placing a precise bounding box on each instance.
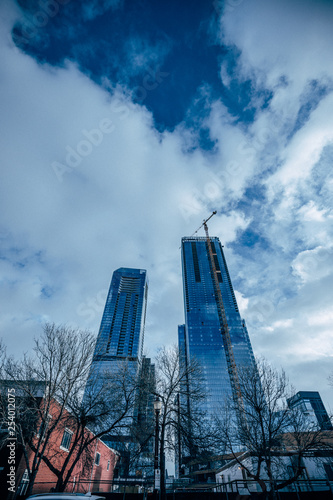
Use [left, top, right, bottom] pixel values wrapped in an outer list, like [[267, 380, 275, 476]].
[[1, 0, 333, 411]]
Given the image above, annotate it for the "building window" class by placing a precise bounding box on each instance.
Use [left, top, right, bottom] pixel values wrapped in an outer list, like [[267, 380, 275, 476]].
[[60, 429, 73, 451], [17, 470, 29, 496], [95, 452, 101, 466], [107, 460, 110, 471], [191, 242, 201, 282]]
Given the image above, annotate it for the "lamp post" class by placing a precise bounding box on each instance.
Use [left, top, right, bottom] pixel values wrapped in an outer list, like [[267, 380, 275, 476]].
[[153, 396, 162, 495]]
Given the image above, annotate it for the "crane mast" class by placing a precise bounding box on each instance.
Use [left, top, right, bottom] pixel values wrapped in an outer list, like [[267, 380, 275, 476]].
[[200, 212, 243, 406]]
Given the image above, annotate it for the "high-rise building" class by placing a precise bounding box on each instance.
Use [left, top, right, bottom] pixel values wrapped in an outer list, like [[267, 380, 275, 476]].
[[287, 391, 333, 430], [179, 236, 256, 417], [90, 267, 148, 367], [84, 268, 153, 476], [85, 267, 148, 403]]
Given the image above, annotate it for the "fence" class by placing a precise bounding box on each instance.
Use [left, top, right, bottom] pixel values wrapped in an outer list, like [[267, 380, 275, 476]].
[[17, 478, 333, 499], [215, 479, 333, 498]]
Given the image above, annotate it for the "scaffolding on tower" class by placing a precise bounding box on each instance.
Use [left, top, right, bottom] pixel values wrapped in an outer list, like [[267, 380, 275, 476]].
[[194, 211, 244, 410]]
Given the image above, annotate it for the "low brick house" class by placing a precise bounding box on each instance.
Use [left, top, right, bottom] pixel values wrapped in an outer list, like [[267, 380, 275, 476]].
[[16, 420, 119, 495], [0, 386, 119, 498]]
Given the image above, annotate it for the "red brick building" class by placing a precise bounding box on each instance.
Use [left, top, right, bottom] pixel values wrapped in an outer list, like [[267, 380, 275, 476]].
[[1, 395, 119, 498], [16, 427, 119, 495]]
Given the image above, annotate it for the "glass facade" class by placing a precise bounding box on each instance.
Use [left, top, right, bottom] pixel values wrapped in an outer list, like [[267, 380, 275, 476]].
[[84, 268, 154, 476], [92, 267, 148, 361], [180, 236, 255, 416], [287, 391, 333, 430], [84, 268, 148, 411], [85, 267, 148, 381]]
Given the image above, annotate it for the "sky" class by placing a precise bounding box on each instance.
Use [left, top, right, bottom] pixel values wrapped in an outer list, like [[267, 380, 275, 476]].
[[1, 0, 333, 412]]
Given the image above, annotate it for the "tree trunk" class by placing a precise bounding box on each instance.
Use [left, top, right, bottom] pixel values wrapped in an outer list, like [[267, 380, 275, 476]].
[[256, 478, 268, 498], [268, 489, 278, 500], [266, 472, 278, 500], [25, 469, 38, 498], [55, 476, 65, 492]]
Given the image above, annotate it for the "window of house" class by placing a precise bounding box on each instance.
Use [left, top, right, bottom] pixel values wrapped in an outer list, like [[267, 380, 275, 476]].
[[107, 460, 110, 471], [60, 429, 73, 451], [17, 469, 29, 496], [95, 452, 101, 466]]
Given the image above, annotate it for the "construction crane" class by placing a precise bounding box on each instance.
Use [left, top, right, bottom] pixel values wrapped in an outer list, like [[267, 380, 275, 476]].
[[195, 211, 244, 409]]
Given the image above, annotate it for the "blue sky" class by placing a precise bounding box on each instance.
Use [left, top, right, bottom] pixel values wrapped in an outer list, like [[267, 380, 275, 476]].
[[1, 0, 333, 411]]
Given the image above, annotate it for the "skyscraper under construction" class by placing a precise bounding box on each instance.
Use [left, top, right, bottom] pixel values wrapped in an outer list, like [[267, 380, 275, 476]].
[[179, 235, 255, 417]]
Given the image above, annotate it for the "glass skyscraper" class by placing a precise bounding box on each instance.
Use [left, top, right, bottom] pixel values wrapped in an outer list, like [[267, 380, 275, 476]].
[[88, 267, 148, 376], [179, 236, 255, 417], [84, 267, 149, 416], [84, 267, 154, 476]]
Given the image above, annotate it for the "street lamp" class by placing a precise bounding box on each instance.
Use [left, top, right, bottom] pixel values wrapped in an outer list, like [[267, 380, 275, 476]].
[[153, 396, 162, 494]]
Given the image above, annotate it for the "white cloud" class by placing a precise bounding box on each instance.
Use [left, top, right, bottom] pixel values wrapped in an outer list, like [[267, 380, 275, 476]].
[[220, 0, 333, 91], [292, 246, 333, 283], [220, 0, 333, 202], [298, 201, 328, 222], [234, 290, 249, 315], [308, 309, 333, 327]]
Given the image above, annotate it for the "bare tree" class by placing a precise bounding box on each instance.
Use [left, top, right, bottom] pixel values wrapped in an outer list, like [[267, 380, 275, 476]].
[[214, 358, 333, 499], [0, 323, 97, 495], [329, 373, 333, 392], [153, 345, 209, 499], [41, 356, 140, 492], [0, 323, 140, 495], [0, 338, 5, 363]]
